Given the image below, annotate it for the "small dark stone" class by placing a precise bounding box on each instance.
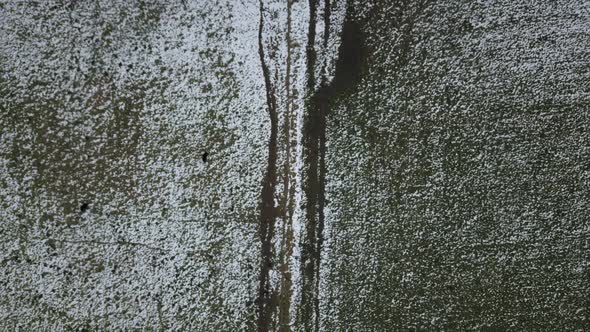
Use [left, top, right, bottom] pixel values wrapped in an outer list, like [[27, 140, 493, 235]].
[[202, 151, 208, 163], [80, 203, 90, 213]]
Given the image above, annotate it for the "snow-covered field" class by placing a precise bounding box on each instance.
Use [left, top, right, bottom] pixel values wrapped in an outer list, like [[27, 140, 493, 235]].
[[0, 0, 588, 330]]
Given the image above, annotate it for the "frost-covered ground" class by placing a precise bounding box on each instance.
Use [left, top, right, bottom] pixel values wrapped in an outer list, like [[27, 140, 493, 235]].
[[0, 0, 589, 331], [0, 1, 269, 330]]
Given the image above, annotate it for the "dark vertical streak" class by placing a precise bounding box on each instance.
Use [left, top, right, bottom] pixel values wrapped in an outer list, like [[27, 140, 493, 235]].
[[257, 1, 279, 331], [300, 0, 319, 329], [323, 0, 331, 48], [306, 0, 318, 91], [314, 1, 331, 329], [301, 1, 366, 330], [300, 0, 332, 330]]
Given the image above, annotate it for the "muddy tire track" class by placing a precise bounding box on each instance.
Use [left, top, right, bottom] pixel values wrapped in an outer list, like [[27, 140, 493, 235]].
[[257, 1, 366, 330], [256, 1, 279, 331], [299, 0, 320, 328], [300, 1, 366, 330]]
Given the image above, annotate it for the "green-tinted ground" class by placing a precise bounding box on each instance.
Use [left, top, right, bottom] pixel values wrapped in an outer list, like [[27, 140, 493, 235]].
[[1, 0, 588, 331]]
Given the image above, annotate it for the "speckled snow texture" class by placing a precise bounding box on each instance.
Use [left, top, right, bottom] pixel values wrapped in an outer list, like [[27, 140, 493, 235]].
[[1, 1, 265, 330], [321, 0, 590, 331], [0, 0, 589, 331]]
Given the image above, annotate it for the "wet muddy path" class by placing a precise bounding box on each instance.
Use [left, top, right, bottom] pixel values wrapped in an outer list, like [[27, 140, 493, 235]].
[[254, 0, 371, 329], [256, 1, 279, 331]]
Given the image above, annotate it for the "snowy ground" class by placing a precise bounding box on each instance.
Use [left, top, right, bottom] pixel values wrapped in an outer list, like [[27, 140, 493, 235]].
[[0, 0, 588, 331]]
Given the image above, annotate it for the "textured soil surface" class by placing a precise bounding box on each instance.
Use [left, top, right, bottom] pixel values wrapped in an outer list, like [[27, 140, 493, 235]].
[[1, 0, 589, 331]]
